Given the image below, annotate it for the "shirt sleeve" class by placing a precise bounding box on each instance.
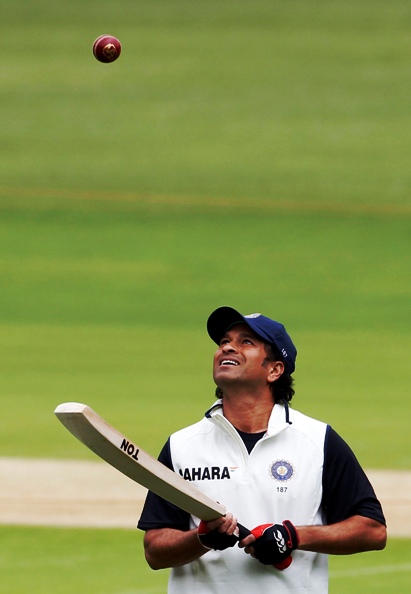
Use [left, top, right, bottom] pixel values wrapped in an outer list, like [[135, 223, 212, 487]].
[[137, 437, 192, 532], [322, 426, 386, 526]]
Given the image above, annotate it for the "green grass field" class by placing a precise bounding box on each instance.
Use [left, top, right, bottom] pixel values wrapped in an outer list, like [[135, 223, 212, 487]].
[[1, 0, 410, 592], [1, 201, 410, 466], [1, 526, 410, 593]]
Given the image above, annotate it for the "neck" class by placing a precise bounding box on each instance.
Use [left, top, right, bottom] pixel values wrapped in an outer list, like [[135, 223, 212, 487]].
[[221, 387, 274, 433]]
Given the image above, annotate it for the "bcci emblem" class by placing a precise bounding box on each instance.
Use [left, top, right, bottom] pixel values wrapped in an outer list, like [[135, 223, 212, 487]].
[[269, 460, 295, 482]]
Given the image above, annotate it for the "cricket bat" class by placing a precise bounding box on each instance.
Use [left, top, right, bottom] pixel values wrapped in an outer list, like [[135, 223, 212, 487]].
[[54, 402, 294, 568], [54, 402, 235, 524]]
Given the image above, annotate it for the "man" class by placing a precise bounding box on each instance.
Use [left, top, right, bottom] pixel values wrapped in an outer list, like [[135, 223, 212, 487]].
[[138, 306, 386, 593]]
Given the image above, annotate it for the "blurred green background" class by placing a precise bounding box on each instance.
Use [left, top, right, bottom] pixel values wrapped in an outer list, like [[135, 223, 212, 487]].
[[1, 0, 410, 592]]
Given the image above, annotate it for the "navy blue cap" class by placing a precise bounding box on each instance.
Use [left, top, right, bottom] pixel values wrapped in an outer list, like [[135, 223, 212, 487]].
[[207, 306, 297, 374]]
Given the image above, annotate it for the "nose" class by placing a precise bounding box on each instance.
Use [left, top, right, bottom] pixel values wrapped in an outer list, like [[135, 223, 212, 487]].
[[222, 341, 237, 353]]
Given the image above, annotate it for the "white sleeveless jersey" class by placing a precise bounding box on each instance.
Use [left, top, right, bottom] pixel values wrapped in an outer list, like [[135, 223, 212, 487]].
[[167, 402, 329, 594]]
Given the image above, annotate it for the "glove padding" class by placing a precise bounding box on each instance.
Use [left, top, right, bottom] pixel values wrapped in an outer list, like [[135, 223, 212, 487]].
[[251, 520, 299, 568], [197, 520, 239, 551]]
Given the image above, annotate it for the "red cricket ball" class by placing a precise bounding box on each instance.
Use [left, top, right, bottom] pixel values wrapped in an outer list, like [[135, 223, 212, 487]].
[[92, 35, 122, 63]]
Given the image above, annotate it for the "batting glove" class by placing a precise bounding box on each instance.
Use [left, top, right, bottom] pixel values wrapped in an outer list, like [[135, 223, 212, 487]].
[[250, 520, 299, 569], [197, 520, 239, 551]]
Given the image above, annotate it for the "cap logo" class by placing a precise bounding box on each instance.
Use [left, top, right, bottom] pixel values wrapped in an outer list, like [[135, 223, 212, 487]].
[[244, 313, 262, 319], [281, 348, 288, 358]]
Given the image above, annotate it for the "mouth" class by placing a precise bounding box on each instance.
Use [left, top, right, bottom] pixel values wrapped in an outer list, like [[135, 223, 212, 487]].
[[220, 359, 240, 367]]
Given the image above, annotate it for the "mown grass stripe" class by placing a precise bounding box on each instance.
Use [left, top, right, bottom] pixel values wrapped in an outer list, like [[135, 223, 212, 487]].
[[330, 562, 411, 578], [0, 186, 410, 217]]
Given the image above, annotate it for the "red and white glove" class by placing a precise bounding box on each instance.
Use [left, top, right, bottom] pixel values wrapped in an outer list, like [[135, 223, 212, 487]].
[[197, 520, 239, 551], [250, 520, 299, 569]]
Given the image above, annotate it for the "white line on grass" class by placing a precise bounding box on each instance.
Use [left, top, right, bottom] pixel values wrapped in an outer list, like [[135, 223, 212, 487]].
[[330, 563, 411, 578]]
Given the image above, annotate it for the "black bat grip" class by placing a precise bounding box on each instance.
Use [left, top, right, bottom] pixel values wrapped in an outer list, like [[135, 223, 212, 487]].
[[236, 523, 252, 540]]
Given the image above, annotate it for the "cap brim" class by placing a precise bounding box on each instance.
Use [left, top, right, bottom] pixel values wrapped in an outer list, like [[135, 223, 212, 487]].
[[207, 306, 249, 344]]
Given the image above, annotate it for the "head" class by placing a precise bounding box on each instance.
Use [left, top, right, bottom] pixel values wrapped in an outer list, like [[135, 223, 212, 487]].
[[207, 306, 296, 403]]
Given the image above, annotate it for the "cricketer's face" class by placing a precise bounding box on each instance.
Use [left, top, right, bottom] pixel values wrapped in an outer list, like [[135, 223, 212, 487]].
[[213, 323, 279, 390]]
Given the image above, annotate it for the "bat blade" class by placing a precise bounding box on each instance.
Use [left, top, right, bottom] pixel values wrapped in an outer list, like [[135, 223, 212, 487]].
[[54, 402, 226, 522]]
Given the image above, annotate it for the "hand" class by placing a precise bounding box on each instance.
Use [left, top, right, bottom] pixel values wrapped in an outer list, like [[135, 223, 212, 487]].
[[247, 520, 299, 568], [197, 514, 239, 551]]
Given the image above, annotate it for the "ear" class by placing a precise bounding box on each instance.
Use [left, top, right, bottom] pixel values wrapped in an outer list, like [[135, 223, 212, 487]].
[[267, 360, 285, 384]]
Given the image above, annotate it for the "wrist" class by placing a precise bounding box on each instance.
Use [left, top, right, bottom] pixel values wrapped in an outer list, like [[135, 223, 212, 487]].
[[283, 520, 300, 550]]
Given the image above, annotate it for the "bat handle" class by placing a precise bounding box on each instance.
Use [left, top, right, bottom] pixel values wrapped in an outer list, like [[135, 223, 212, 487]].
[[236, 523, 292, 571], [236, 523, 251, 540]]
